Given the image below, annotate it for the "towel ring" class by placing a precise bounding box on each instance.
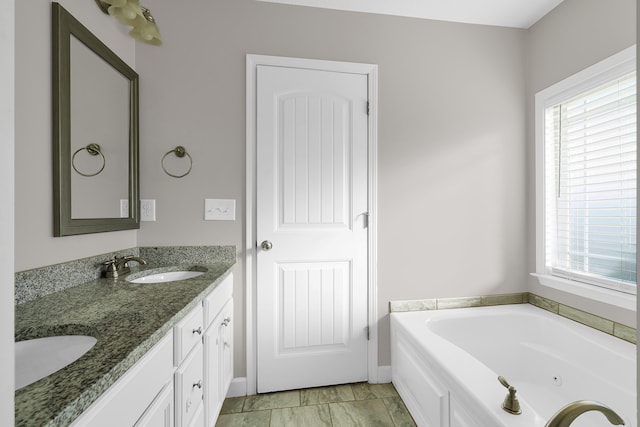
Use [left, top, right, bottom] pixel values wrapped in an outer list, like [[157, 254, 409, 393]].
[[161, 146, 192, 178], [72, 143, 105, 177]]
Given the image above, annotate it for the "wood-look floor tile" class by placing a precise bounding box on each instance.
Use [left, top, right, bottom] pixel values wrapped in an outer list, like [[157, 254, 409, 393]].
[[383, 396, 417, 426], [351, 383, 399, 400], [215, 410, 271, 427], [300, 384, 355, 405], [220, 396, 245, 414], [243, 390, 300, 411], [330, 399, 395, 426], [271, 404, 332, 426]]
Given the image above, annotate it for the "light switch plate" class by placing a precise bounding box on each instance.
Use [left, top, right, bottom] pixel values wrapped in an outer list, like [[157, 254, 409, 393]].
[[205, 199, 236, 221], [140, 199, 156, 221]]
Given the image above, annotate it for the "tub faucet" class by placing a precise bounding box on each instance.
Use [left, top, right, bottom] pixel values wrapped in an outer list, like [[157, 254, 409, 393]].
[[545, 400, 625, 427], [102, 255, 147, 278], [497, 376, 521, 415]]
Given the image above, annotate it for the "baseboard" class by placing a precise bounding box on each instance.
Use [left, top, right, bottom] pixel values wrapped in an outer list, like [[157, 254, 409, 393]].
[[228, 369, 390, 397], [377, 365, 392, 383], [226, 377, 247, 397]]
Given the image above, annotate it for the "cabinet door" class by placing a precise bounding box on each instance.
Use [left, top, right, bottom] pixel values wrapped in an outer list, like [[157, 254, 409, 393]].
[[188, 404, 204, 427], [204, 320, 222, 427], [219, 299, 233, 396], [175, 345, 204, 427], [135, 383, 174, 427], [203, 274, 233, 328]]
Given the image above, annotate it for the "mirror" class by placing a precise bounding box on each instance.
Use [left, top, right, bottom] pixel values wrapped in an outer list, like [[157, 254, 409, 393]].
[[52, 3, 139, 236]]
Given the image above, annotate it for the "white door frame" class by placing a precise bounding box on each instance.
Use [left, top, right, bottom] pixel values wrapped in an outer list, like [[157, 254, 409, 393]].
[[246, 54, 378, 396]]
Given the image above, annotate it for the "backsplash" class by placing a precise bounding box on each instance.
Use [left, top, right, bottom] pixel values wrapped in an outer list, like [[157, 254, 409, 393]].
[[139, 245, 235, 265], [15, 245, 236, 305]]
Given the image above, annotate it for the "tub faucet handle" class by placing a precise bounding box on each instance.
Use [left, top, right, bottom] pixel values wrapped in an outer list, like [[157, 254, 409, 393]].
[[498, 376, 522, 415]]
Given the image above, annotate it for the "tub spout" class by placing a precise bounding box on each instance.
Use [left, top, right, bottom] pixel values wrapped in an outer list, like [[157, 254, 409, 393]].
[[545, 400, 625, 427]]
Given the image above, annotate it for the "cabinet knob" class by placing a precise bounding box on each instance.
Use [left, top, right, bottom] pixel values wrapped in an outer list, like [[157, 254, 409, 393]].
[[192, 380, 202, 389], [222, 317, 231, 326], [192, 326, 202, 335]]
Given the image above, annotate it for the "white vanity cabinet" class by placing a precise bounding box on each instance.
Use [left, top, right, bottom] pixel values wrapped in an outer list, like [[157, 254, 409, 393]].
[[176, 272, 234, 427], [174, 343, 204, 427], [135, 383, 174, 427], [71, 332, 175, 427], [71, 273, 234, 427], [174, 305, 205, 427], [203, 274, 234, 427]]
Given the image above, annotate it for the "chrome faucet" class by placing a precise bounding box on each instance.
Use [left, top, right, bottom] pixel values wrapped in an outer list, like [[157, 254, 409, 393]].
[[102, 255, 147, 278], [545, 400, 625, 427]]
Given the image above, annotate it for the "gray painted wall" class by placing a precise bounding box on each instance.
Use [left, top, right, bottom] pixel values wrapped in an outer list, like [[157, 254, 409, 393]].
[[525, 0, 636, 327], [12, 0, 635, 384], [1, 1, 14, 423], [14, 0, 137, 273], [135, 0, 527, 371]]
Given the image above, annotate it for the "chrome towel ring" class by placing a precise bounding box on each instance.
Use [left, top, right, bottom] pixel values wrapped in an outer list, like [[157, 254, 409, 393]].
[[162, 146, 192, 178], [72, 143, 105, 177]]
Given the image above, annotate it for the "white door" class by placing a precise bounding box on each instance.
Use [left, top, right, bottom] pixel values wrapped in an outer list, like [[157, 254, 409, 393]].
[[256, 64, 369, 393]]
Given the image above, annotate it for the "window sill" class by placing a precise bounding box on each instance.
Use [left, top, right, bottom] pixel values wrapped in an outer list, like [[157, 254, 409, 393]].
[[531, 273, 636, 312]]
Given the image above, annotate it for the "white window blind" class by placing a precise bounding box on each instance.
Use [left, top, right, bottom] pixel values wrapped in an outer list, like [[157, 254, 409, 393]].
[[544, 71, 636, 293]]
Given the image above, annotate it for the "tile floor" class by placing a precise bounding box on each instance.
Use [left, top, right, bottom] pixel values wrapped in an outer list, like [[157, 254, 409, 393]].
[[215, 383, 416, 427]]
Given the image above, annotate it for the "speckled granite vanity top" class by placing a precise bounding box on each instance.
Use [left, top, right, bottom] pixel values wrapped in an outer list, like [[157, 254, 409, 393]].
[[14, 261, 234, 427]]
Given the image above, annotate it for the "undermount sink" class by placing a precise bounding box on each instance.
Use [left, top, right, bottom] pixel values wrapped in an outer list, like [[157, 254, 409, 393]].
[[127, 270, 205, 284], [15, 335, 97, 390]]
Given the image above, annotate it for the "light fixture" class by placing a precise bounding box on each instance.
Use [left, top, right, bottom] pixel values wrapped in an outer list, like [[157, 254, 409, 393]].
[[95, 0, 162, 46], [128, 7, 161, 46]]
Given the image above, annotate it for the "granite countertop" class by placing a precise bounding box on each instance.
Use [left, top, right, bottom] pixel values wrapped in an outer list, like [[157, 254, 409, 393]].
[[14, 261, 235, 427]]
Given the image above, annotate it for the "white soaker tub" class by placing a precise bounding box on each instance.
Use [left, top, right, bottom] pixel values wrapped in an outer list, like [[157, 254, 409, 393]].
[[390, 304, 636, 427]]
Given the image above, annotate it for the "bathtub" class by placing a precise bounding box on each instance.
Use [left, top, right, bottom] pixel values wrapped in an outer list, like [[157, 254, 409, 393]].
[[390, 304, 636, 427]]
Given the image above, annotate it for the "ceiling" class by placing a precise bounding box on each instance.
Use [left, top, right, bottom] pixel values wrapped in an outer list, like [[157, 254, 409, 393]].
[[256, 0, 566, 29]]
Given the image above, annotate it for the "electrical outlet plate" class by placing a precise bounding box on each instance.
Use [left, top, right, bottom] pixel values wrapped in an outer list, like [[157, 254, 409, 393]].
[[140, 199, 156, 221], [205, 199, 236, 221], [120, 199, 129, 218]]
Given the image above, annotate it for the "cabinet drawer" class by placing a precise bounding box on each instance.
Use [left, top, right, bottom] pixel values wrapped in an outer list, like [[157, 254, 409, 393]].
[[174, 304, 204, 366], [175, 344, 204, 427], [203, 273, 233, 328]]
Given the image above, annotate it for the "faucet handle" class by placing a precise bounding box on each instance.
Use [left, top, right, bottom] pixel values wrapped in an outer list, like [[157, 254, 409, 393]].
[[498, 376, 522, 415], [498, 376, 512, 389], [102, 259, 118, 277]]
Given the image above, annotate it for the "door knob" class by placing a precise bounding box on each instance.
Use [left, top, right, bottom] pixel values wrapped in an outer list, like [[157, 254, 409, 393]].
[[260, 240, 273, 251]]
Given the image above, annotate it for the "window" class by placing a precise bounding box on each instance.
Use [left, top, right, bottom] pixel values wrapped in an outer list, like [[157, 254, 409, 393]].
[[535, 46, 637, 301]]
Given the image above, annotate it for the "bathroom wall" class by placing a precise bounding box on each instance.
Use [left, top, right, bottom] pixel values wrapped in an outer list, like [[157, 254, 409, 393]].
[[1, 1, 15, 423], [135, 0, 527, 371], [14, 0, 632, 387], [525, 0, 636, 327], [14, 0, 137, 272]]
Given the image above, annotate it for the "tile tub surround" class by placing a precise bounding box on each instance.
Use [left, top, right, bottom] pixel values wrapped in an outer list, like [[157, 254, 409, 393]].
[[15, 245, 236, 304], [14, 260, 235, 427], [389, 292, 528, 313], [390, 292, 636, 344], [216, 383, 416, 427]]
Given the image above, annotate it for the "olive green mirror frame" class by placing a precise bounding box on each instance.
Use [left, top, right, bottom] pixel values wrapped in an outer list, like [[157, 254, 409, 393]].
[[52, 3, 139, 236]]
